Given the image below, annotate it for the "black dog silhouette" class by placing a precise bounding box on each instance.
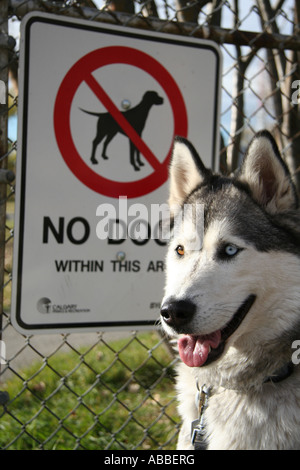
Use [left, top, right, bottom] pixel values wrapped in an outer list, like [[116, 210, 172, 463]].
[[81, 91, 164, 171]]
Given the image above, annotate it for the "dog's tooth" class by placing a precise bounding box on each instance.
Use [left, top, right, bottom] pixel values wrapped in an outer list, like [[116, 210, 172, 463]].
[[208, 346, 211, 354]]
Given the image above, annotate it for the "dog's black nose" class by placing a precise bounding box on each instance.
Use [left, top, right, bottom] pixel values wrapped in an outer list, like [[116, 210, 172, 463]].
[[160, 299, 196, 329]]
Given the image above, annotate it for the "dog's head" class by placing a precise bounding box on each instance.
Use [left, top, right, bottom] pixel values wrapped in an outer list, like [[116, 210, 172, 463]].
[[143, 91, 164, 106], [161, 131, 300, 373]]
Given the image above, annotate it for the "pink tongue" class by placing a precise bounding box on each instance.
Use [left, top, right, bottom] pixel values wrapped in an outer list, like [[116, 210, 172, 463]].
[[178, 331, 222, 367]]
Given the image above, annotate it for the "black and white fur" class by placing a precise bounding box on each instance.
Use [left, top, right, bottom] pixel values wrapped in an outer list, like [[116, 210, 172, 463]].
[[160, 130, 300, 450]]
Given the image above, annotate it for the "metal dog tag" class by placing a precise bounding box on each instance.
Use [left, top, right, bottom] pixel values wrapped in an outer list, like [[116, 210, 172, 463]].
[[191, 419, 207, 450]]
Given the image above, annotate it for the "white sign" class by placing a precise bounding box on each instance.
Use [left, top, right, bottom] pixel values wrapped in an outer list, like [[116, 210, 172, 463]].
[[12, 12, 221, 334]]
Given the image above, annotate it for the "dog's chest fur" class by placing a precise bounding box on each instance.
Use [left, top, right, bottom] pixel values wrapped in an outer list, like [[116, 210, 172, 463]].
[[176, 363, 300, 450], [206, 386, 300, 449]]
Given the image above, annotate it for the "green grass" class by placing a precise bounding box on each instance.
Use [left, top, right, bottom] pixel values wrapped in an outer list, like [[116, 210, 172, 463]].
[[0, 333, 180, 450]]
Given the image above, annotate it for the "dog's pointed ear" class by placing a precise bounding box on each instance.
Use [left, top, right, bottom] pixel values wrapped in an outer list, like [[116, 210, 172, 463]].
[[236, 130, 298, 213], [168, 137, 210, 209]]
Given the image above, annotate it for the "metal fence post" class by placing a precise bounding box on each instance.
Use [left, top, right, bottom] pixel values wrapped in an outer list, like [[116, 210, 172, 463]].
[[0, 0, 8, 370]]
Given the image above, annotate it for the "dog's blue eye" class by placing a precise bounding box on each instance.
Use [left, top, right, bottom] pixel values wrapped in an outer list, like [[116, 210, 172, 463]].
[[218, 243, 243, 261], [224, 244, 239, 256]]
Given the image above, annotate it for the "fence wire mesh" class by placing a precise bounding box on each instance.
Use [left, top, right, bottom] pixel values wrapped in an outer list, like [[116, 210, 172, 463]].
[[0, 0, 300, 450]]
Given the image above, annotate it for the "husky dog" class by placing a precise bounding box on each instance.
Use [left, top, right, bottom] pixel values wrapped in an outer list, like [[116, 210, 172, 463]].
[[160, 130, 300, 450]]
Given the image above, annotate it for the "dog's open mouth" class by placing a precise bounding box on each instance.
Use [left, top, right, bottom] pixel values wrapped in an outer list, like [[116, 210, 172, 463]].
[[178, 294, 256, 367]]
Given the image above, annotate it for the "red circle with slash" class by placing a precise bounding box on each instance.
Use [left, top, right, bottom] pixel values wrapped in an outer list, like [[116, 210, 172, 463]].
[[54, 46, 188, 198]]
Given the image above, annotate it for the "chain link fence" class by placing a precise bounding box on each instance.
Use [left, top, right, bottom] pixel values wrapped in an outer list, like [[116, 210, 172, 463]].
[[0, 0, 299, 450]]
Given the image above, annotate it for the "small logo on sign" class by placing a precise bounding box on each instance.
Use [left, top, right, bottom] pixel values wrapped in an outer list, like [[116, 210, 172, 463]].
[[37, 297, 52, 313], [37, 298, 90, 314]]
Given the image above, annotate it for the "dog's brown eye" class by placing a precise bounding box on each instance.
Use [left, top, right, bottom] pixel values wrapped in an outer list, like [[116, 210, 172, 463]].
[[176, 245, 185, 257]]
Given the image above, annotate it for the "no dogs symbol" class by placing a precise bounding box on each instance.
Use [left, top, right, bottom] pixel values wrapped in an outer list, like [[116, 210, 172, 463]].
[[54, 46, 188, 198]]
